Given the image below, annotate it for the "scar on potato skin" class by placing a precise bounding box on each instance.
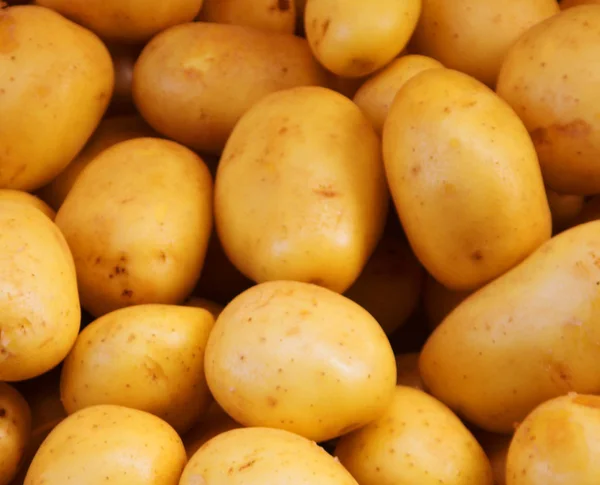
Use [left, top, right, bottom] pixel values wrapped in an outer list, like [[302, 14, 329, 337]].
[[530, 119, 592, 147], [313, 185, 338, 198], [121, 289, 133, 298], [267, 396, 278, 407], [471, 250, 484, 261], [238, 459, 257, 471]]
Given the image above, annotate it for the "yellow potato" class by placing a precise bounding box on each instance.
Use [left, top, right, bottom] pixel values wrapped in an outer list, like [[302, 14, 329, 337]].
[[546, 188, 584, 233], [0, 190, 55, 220], [383, 68, 552, 291], [561, 0, 600, 8], [55, 138, 213, 317], [335, 386, 494, 485], [133, 22, 328, 155], [477, 431, 511, 485], [497, 6, 600, 195], [423, 275, 473, 330], [344, 235, 424, 334], [184, 297, 224, 320], [395, 353, 425, 390], [205, 281, 397, 443], [24, 405, 186, 485], [506, 393, 600, 485], [60, 304, 214, 434], [304, 0, 421, 78], [420, 221, 600, 433], [199, 0, 296, 34], [34, 0, 204, 43], [353, 55, 444, 134], [0, 5, 113, 191], [180, 427, 358, 485], [215, 86, 388, 293], [0, 203, 80, 382], [410, 0, 558, 87], [0, 383, 31, 485]]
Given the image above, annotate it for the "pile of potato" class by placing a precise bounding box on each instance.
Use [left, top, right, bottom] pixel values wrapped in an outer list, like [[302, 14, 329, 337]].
[[1, 0, 600, 484]]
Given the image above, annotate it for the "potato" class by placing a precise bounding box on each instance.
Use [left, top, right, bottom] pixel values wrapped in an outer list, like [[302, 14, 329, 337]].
[[395, 353, 425, 390], [37, 116, 155, 211], [497, 6, 600, 195], [561, 0, 600, 8], [477, 431, 511, 485], [353, 55, 443, 134], [546, 188, 584, 233], [383, 68, 552, 291], [60, 304, 214, 434], [180, 427, 358, 485], [344, 235, 424, 334], [423, 275, 473, 330], [215, 86, 388, 293], [55, 138, 213, 317], [304, 0, 421, 78], [199, 0, 296, 34], [506, 393, 600, 485], [420, 221, 600, 433], [205, 281, 397, 443], [0, 383, 31, 485], [24, 405, 186, 485], [0, 5, 113, 191], [0, 203, 80, 382], [410, 0, 558, 87], [133, 22, 328, 155], [184, 297, 224, 320], [335, 386, 493, 485], [0, 190, 55, 220], [34, 0, 204, 43]]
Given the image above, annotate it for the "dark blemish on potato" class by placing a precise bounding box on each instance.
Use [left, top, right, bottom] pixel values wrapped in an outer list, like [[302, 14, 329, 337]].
[[443, 107, 451, 114], [281, 66, 288, 75], [313, 185, 338, 198], [531, 119, 592, 147], [276, 0, 290, 11], [120, 197, 134, 204], [278, 126, 288, 135], [239, 354, 246, 361], [122, 289, 133, 298], [321, 18, 331, 37], [159, 251, 167, 262], [349, 58, 375, 74], [95, 256, 102, 264], [114, 265, 127, 275], [267, 396, 278, 407], [238, 459, 257, 471], [411, 165, 421, 176], [471, 250, 484, 261]]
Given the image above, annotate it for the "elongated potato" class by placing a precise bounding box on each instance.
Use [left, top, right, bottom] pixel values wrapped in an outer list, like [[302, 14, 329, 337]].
[[0, 383, 31, 485], [199, 0, 296, 34]]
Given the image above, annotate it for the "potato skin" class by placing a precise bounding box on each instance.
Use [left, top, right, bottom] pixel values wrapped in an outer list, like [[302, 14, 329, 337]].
[[133, 22, 327, 155], [0, 190, 55, 220], [55, 138, 213, 317], [0, 383, 31, 485], [383, 68, 551, 291], [420, 221, 600, 434], [205, 281, 397, 443], [497, 6, 600, 195], [215, 86, 388, 293], [0, 5, 113, 191], [199, 0, 296, 34]]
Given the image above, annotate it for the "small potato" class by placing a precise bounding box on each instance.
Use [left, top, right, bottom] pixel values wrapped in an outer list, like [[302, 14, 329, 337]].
[[184, 297, 224, 320], [180, 427, 358, 485], [395, 353, 425, 390], [305, 0, 421, 78], [133, 22, 327, 155], [55, 138, 213, 317], [546, 188, 584, 233], [0, 383, 31, 485], [24, 405, 186, 485], [335, 386, 493, 485], [423, 275, 473, 330], [353, 55, 443, 134], [477, 431, 511, 485], [205, 281, 397, 443], [561, 0, 600, 8], [199, 0, 296, 34], [0, 190, 55, 220]]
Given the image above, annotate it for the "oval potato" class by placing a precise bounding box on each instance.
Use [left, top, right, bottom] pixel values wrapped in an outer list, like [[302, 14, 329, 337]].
[[0, 383, 31, 485], [0, 190, 55, 220], [199, 0, 296, 34]]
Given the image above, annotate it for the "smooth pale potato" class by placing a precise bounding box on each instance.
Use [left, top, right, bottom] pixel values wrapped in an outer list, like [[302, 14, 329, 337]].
[[353, 55, 443, 134], [34, 0, 204, 43], [497, 6, 600, 195], [199, 0, 296, 34], [60, 304, 215, 434], [477, 431, 511, 485], [420, 221, 600, 434], [383, 68, 552, 291], [133, 22, 328, 155], [215, 86, 388, 293], [395, 353, 425, 390], [55, 138, 213, 317], [546, 188, 584, 233], [205, 281, 397, 443], [0, 5, 113, 191], [37, 115, 155, 211], [423, 275, 473, 330], [506, 393, 600, 485], [24, 405, 186, 485], [561, 0, 600, 8], [304, 0, 421, 78], [0, 203, 80, 382], [0, 383, 31, 485], [0, 190, 55, 220], [180, 427, 359, 485], [335, 386, 494, 485], [184, 297, 224, 320], [344, 235, 424, 334], [410, 0, 558, 87]]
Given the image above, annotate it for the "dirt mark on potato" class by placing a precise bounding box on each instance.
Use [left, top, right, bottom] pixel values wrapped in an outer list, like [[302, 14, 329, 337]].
[[531, 119, 592, 147]]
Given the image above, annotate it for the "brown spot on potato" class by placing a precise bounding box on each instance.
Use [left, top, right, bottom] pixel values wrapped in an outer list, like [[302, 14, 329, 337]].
[[531, 119, 592, 147], [278, 126, 288, 135], [0, 408, 5, 417], [127, 334, 136, 342], [471, 250, 484, 261], [313, 185, 338, 197], [411, 165, 421, 175], [572, 395, 600, 408], [122, 289, 133, 298], [349, 58, 375, 74], [158, 251, 167, 262], [95, 256, 102, 264], [277, 0, 290, 11], [267, 396, 278, 407]]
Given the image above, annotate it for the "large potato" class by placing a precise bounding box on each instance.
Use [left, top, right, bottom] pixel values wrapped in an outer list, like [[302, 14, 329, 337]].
[[497, 6, 600, 195], [205, 281, 397, 443], [215, 86, 388, 293], [133, 22, 327, 155], [336, 386, 493, 485], [199, 0, 296, 34], [0, 5, 113, 191], [383, 68, 551, 291], [0, 383, 31, 485], [420, 221, 600, 433], [55, 138, 213, 317], [24, 405, 186, 485], [0, 203, 80, 382], [0, 190, 55, 220]]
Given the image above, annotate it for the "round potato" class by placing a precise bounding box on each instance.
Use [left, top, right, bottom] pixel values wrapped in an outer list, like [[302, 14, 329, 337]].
[[24, 405, 186, 485], [205, 281, 397, 443], [181, 427, 358, 485], [0, 5, 113, 191], [423, 275, 473, 330], [0, 383, 31, 485], [546, 188, 584, 233], [336, 386, 493, 485], [199, 0, 296, 34], [184, 297, 224, 320], [133, 22, 327, 155], [383, 68, 552, 291], [55, 138, 213, 317], [497, 6, 600, 195], [0, 190, 55, 220], [395, 353, 425, 390]]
